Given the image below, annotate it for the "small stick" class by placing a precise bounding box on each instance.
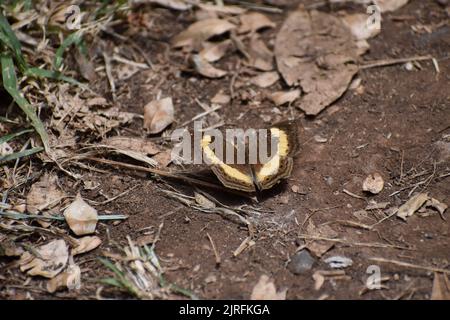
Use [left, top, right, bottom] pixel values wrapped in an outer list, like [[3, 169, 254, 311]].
[[369, 257, 450, 275], [206, 232, 221, 266], [297, 234, 412, 250], [86, 156, 254, 199], [343, 189, 366, 200], [359, 55, 435, 70]]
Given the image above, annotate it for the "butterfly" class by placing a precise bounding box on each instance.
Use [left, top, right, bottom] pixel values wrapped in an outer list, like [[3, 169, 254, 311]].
[[200, 121, 299, 192]]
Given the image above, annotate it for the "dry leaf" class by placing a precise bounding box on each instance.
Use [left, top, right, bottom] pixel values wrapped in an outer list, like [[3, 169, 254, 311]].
[[211, 91, 231, 105], [307, 241, 334, 258], [341, 13, 381, 40], [199, 40, 233, 62], [250, 71, 280, 88], [375, 0, 409, 12], [64, 193, 98, 236], [172, 18, 235, 49], [131, 0, 193, 10], [47, 260, 81, 293], [238, 12, 275, 34], [362, 173, 384, 194], [431, 272, 450, 300], [275, 9, 359, 115], [26, 173, 65, 227], [153, 149, 173, 167], [250, 275, 287, 300], [0, 240, 24, 257], [143, 97, 175, 134], [71, 236, 102, 256], [195, 192, 216, 209], [196, 3, 246, 15], [102, 136, 161, 155], [269, 89, 301, 106], [425, 198, 448, 218], [0, 142, 13, 156], [247, 35, 274, 71], [19, 239, 69, 278], [192, 54, 228, 78], [397, 193, 429, 220]]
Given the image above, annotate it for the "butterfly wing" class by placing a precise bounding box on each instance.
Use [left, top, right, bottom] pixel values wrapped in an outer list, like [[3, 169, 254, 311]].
[[252, 121, 298, 190]]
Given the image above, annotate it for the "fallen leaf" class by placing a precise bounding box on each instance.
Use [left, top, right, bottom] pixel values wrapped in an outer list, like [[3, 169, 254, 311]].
[[397, 193, 429, 220], [0, 239, 24, 257], [153, 148, 173, 167], [269, 89, 301, 106], [247, 35, 274, 71], [102, 136, 161, 155], [375, 0, 409, 12], [431, 272, 450, 300], [307, 241, 334, 258], [250, 275, 287, 300], [250, 71, 280, 88], [19, 239, 69, 278], [47, 260, 81, 293], [71, 236, 102, 256], [143, 97, 175, 134], [64, 193, 98, 236], [0, 142, 13, 156], [238, 12, 275, 34], [324, 256, 353, 269], [195, 192, 216, 209], [26, 173, 66, 227], [275, 9, 359, 115], [172, 18, 235, 49], [132, 0, 193, 11], [211, 91, 231, 105], [341, 13, 381, 41], [362, 173, 384, 194], [196, 3, 246, 15], [199, 40, 233, 62], [192, 54, 228, 78], [425, 198, 448, 218]]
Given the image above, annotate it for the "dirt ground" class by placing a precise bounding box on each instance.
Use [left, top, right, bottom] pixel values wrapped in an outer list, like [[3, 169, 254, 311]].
[[1, 0, 449, 300]]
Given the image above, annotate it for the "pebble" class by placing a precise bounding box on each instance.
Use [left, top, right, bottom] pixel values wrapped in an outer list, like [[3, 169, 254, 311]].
[[288, 250, 315, 274]]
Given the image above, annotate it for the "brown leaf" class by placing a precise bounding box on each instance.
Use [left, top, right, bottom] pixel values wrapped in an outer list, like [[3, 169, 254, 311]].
[[341, 13, 381, 41], [199, 40, 233, 62], [132, 0, 193, 11], [192, 54, 228, 78], [250, 71, 280, 88], [397, 193, 430, 220], [250, 275, 287, 300], [71, 236, 102, 256], [172, 18, 235, 49], [26, 173, 65, 227], [376, 0, 409, 12], [143, 97, 175, 134], [64, 193, 98, 236], [275, 9, 359, 115], [47, 261, 81, 293], [431, 272, 450, 300], [247, 35, 274, 71], [102, 136, 161, 155], [19, 239, 69, 278], [269, 89, 301, 106], [211, 91, 231, 105], [238, 12, 275, 34]]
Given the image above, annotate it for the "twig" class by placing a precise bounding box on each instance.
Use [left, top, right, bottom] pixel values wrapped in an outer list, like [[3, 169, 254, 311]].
[[343, 189, 366, 200], [86, 156, 255, 199], [360, 55, 435, 70], [206, 233, 221, 266], [297, 234, 412, 250], [369, 257, 450, 275]]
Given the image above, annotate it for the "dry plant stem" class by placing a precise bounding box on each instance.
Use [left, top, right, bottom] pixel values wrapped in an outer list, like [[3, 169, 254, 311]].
[[359, 55, 435, 70], [297, 234, 412, 250], [370, 257, 450, 275], [86, 156, 254, 199], [206, 232, 221, 266]]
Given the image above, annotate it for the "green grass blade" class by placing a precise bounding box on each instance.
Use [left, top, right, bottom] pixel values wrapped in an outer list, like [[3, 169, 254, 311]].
[[0, 12, 27, 71], [54, 32, 83, 70], [0, 146, 44, 164], [25, 67, 87, 89], [0, 128, 33, 144], [1, 55, 49, 152]]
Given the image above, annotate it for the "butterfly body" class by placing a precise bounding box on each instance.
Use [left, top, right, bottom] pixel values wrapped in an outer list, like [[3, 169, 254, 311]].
[[201, 121, 299, 192]]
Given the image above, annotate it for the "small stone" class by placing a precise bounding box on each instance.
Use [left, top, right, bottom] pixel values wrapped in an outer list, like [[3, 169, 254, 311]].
[[324, 256, 353, 269], [288, 250, 315, 274], [362, 173, 384, 194], [404, 62, 414, 71]]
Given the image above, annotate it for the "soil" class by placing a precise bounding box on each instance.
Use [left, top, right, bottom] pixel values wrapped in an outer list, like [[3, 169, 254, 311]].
[[1, 0, 449, 300]]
